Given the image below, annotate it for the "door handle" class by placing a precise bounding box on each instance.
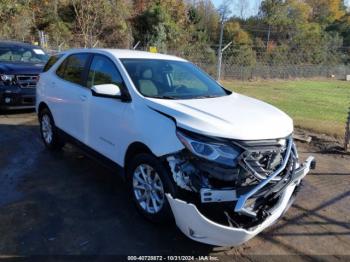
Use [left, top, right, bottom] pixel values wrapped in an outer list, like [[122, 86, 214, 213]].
[[80, 95, 87, 101]]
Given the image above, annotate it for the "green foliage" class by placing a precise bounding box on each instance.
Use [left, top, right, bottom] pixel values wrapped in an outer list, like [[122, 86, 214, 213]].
[[0, 0, 349, 67], [132, 2, 184, 51], [223, 21, 256, 66], [254, 0, 348, 65], [0, 1, 32, 40], [260, 0, 289, 28], [305, 0, 346, 25], [327, 15, 350, 48]]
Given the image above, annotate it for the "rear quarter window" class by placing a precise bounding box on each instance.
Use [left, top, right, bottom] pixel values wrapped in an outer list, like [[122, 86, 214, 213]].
[[55, 53, 90, 86], [43, 54, 63, 72]]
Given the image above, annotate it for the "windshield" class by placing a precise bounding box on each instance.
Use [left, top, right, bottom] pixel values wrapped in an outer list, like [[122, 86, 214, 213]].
[[0, 45, 48, 63], [121, 59, 230, 99]]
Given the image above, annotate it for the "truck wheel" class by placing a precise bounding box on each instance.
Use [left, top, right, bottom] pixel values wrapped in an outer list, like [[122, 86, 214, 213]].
[[127, 153, 177, 223], [39, 108, 65, 150]]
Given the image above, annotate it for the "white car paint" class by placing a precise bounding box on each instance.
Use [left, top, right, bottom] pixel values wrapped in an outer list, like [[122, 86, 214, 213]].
[[167, 156, 314, 246], [92, 84, 122, 97], [167, 184, 297, 246], [36, 48, 311, 247], [145, 93, 293, 140], [37, 49, 184, 164]]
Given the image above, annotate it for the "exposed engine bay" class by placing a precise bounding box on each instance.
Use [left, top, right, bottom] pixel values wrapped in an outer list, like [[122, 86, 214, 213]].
[[166, 131, 316, 231]]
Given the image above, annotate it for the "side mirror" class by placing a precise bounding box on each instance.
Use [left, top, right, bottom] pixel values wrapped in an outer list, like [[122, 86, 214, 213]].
[[91, 84, 121, 98]]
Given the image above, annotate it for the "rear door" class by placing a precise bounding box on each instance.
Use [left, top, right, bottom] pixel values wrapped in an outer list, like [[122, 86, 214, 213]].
[[51, 53, 91, 143]]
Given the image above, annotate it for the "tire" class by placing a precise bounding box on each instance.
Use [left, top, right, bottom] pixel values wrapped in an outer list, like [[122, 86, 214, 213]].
[[127, 153, 177, 223], [39, 108, 65, 151]]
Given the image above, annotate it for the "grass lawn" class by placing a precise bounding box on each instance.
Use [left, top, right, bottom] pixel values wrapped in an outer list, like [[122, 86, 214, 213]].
[[222, 79, 350, 138]]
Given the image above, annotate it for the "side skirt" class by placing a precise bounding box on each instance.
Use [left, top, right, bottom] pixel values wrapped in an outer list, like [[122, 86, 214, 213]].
[[56, 128, 126, 179]]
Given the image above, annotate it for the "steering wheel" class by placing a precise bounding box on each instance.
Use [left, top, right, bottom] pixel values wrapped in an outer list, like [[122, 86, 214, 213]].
[[174, 85, 189, 93]]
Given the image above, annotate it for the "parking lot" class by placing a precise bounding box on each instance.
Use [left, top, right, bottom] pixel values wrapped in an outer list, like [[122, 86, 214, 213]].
[[0, 111, 349, 258]]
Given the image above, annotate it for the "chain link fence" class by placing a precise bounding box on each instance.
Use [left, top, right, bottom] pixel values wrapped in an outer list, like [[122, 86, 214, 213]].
[[46, 42, 350, 81], [219, 64, 350, 80], [162, 48, 350, 81]]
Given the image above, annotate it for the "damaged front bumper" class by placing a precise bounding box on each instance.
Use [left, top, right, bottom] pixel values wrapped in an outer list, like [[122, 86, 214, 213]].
[[166, 156, 315, 246]]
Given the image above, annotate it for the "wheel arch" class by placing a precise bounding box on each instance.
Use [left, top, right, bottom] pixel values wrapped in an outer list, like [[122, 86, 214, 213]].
[[124, 142, 154, 171], [38, 102, 50, 115]]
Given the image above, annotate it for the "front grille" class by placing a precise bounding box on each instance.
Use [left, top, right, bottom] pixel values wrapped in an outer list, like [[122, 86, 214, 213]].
[[239, 139, 289, 181], [15, 75, 39, 88]]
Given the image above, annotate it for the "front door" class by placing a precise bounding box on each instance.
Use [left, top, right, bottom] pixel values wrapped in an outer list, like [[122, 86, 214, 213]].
[[86, 54, 128, 162]]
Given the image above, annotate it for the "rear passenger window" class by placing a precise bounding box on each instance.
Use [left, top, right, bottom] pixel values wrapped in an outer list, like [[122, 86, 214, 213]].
[[87, 55, 123, 88], [56, 53, 89, 86], [43, 54, 63, 72]]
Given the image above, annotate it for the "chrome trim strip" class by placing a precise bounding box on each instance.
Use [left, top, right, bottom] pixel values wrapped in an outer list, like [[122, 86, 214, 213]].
[[15, 74, 39, 88], [234, 137, 293, 217]]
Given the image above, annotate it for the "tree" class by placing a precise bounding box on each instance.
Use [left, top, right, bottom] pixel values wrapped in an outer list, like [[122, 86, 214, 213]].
[[305, 0, 346, 25], [235, 0, 250, 19], [327, 14, 350, 47], [132, 0, 188, 51], [72, 0, 132, 48], [223, 21, 256, 66], [189, 0, 220, 42], [133, 0, 153, 14], [72, 0, 109, 47], [218, 0, 233, 22], [259, 0, 288, 26], [0, 0, 33, 41]]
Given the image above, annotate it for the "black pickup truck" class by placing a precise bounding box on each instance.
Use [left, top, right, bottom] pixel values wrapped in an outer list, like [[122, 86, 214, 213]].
[[0, 41, 48, 110]]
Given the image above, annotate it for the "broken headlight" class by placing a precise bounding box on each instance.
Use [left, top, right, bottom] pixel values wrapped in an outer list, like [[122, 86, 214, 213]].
[[0, 74, 15, 87], [176, 130, 242, 167], [0, 74, 14, 82]]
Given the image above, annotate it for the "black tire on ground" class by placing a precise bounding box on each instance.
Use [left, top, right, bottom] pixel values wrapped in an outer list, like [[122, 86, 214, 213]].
[[126, 153, 177, 224], [39, 108, 65, 151]]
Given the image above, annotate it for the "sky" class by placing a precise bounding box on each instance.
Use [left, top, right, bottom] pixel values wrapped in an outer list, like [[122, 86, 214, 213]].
[[212, 0, 350, 19], [211, 0, 262, 18]]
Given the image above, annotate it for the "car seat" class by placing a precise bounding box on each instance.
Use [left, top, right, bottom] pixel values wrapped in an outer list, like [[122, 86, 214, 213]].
[[138, 68, 158, 97]]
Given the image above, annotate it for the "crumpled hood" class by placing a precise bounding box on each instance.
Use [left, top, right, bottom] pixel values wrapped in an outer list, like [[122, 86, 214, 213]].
[[0, 62, 44, 75], [146, 93, 293, 140]]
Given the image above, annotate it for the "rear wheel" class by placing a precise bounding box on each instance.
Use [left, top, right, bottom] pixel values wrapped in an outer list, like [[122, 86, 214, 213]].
[[39, 108, 65, 150], [127, 153, 177, 223]]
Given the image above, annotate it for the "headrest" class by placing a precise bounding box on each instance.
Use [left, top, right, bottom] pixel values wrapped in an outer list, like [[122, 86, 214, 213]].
[[138, 80, 158, 96], [141, 68, 153, 79]]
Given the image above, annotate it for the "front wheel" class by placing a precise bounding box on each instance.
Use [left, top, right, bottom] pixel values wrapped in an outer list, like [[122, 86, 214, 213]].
[[127, 153, 177, 223]]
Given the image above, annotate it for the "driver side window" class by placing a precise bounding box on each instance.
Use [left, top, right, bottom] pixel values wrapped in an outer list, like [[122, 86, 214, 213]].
[[87, 55, 123, 88]]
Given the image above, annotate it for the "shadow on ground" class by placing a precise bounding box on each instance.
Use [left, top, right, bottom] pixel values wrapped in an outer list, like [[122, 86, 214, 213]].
[[1, 113, 350, 257], [0, 122, 212, 255]]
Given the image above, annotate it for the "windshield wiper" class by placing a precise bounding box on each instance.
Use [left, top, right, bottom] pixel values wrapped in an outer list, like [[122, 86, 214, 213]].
[[195, 95, 223, 99], [150, 95, 180, 100]]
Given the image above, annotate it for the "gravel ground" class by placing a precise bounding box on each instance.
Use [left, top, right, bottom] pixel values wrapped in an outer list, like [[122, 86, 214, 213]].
[[0, 111, 349, 260]]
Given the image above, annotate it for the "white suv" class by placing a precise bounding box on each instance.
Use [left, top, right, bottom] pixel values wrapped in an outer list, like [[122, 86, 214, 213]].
[[36, 49, 315, 246]]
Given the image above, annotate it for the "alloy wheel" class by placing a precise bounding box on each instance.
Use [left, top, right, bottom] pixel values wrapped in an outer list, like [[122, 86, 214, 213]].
[[41, 114, 53, 144], [132, 164, 165, 214]]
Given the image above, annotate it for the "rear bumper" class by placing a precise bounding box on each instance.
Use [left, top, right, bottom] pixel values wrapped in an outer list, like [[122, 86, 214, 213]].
[[0, 88, 36, 109], [167, 156, 314, 247]]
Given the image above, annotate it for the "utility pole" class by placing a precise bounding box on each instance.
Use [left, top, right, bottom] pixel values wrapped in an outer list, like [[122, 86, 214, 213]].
[[266, 24, 271, 51], [216, 0, 233, 81], [217, 20, 224, 81]]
